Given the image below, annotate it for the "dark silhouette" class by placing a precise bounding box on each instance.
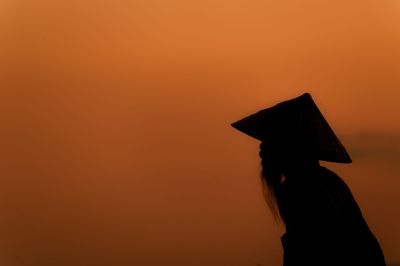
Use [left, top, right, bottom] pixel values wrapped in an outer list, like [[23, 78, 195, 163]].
[[231, 93, 386, 266]]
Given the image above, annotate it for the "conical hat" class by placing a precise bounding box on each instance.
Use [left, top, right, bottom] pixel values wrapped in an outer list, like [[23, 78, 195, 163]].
[[231, 93, 352, 163]]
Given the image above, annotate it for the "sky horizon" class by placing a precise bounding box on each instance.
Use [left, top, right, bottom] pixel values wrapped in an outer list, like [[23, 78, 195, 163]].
[[1, 0, 399, 265]]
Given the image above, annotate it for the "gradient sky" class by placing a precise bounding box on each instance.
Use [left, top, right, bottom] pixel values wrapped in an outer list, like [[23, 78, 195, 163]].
[[1, 1, 400, 265]]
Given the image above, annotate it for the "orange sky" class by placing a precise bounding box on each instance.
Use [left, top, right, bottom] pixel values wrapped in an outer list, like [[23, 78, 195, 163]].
[[1, 1, 400, 265]]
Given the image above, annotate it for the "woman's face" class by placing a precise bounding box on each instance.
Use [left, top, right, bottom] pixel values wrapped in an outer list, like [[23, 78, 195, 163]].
[[259, 141, 281, 160], [259, 141, 282, 169], [259, 141, 284, 184]]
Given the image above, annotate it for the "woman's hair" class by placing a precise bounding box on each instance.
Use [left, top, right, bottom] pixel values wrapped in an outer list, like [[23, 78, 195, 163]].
[[259, 141, 285, 221]]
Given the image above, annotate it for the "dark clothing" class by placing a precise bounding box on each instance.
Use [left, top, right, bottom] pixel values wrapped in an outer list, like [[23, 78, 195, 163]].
[[277, 166, 386, 266]]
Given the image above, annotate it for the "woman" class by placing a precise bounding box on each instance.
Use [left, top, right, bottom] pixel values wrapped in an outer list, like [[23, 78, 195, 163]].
[[231, 93, 386, 266]]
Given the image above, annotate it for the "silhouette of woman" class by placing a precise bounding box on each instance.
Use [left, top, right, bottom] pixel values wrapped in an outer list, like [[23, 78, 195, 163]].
[[231, 93, 386, 266]]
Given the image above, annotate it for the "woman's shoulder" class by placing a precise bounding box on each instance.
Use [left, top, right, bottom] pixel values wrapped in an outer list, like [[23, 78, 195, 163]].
[[280, 166, 354, 205], [313, 166, 363, 215], [282, 166, 341, 188], [316, 166, 353, 191], [317, 166, 341, 179]]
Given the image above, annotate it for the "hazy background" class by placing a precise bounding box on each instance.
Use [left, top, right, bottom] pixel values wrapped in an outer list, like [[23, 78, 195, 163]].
[[0, 0, 399, 265]]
